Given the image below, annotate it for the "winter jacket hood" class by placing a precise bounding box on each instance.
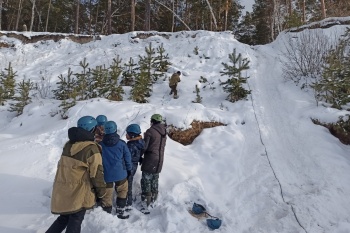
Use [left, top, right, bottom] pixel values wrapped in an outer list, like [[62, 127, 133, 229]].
[[102, 132, 120, 146], [68, 127, 95, 143]]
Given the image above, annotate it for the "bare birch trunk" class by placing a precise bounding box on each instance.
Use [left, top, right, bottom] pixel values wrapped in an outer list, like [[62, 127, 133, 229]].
[[302, 0, 306, 23], [75, 0, 80, 34], [171, 0, 174, 32], [45, 0, 52, 31], [0, 0, 3, 31], [131, 0, 135, 31], [204, 0, 217, 30], [29, 0, 35, 32], [107, 0, 111, 34], [320, 0, 326, 19], [144, 0, 150, 31], [16, 0, 23, 31], [154, 0, 191, 31], [224, 0, 229, 31]]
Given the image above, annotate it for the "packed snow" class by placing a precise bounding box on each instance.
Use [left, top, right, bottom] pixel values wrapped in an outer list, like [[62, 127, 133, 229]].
[[1, 23, 350, 233]]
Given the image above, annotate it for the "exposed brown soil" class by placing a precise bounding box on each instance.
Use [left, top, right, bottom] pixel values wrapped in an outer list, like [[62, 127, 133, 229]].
[[0, 32, 96, 44], [167, 120, 226, 146], [287, 18, 350, 33], [130, 32, 170, 40], [312, 118, 350, 145]]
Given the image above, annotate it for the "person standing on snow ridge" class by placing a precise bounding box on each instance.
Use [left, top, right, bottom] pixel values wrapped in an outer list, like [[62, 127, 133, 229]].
[[140, 114, 167, 214], [125, 124, 145, 211], [46, 116, 106, 233], [95, 115, 107, 143], [99, 121, 132, 219], [169, 71, 181, 99]]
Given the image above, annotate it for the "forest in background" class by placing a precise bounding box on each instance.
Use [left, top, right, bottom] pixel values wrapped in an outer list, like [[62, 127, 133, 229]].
[[0, 0, 349, 45]]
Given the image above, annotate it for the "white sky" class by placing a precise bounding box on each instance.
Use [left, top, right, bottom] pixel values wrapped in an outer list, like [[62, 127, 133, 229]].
[[242, 0, 254, 13], [1, 18, 350, 233]]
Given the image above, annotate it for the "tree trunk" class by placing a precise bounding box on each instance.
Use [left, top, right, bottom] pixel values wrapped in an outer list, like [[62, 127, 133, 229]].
[[0, 0, 3, 31], [224, 0, 229, 31], [302, 0, 306, 23], [15, 0, 23, 31], [205, 0, 217, 30], [130, 0, 135, 31], [288, 0, 292, 16], [171, 0, 174, 32], [107, 0, 111, 34], [45, 0, 52, 32], [154, 0, 191, 31], [320, 0, 326, 19], [75, 0, 80, 34], [29, 0, 35, 32], [88, 0, 92, 34], [144, 0, 151, 31]]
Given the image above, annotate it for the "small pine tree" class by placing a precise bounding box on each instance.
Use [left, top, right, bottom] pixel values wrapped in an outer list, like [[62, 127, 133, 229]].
[[0, 62, 17, 102], [10, 79, 33, 116], [130, 68, 152, 103], [75, 58, 91, 100], [138, 42, 161, 82], [121, 57, 137, 86], [90, 65, 109, 98], [220, 49, 251, 102], [108, 56, 124, 101], [59, 97, 77, 119], [53, 68, 76, 100], [154, 43, 171, 73], [313, 35, 350, 109], [192, 85, 202, 103], [53, 68, 77, 119]]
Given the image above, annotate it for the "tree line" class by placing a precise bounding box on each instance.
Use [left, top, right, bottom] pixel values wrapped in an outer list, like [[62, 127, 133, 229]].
[[0, 0, 349, 45]]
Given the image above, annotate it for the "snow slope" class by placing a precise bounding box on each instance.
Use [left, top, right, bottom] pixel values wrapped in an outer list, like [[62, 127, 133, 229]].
[[1, 24, 350, 233]]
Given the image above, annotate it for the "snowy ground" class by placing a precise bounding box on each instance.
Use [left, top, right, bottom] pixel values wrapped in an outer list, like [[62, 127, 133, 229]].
[[1, 22, 350, 233]]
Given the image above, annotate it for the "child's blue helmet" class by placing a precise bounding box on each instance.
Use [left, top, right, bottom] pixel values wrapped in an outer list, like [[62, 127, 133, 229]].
[[192, 203, 206, 215], [126, 124, 141, 135], [207, 218, 222, 230], [104, 121, 117, 134], [77, 116, 97, 132], [96, 115, 107, 126]]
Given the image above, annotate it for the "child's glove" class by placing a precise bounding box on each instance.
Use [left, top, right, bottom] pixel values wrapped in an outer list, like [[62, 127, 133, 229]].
[[127, 170, 132, 179]]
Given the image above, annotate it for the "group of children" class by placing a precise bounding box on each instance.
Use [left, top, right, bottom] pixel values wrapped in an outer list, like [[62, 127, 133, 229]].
[[46, 113, 167, 233]]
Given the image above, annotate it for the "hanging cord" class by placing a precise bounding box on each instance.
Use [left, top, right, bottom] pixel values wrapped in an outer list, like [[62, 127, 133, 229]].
[[245, 70, 307, 233]]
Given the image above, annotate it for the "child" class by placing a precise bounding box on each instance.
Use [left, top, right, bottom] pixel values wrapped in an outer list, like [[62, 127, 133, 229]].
[[46, 116, 106, 233], [95, 115, 107, 143], [99, 121, 132, 219], [125, 124, 145, 211], [140, 114, 167, 214]]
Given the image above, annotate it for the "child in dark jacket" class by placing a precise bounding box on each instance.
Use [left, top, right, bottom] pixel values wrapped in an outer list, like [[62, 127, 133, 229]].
[[125, 124, 145, 210]]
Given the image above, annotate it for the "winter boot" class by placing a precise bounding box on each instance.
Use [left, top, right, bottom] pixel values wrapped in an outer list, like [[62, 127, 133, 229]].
[[140, 194, 152, 215], [125, 204, 132, 212], [116, 198, 129, 219], [102, 206, 112, 214], [169, 90, 173, 95], [151, 192, 158, 203], [150, 192, 158, 208]]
